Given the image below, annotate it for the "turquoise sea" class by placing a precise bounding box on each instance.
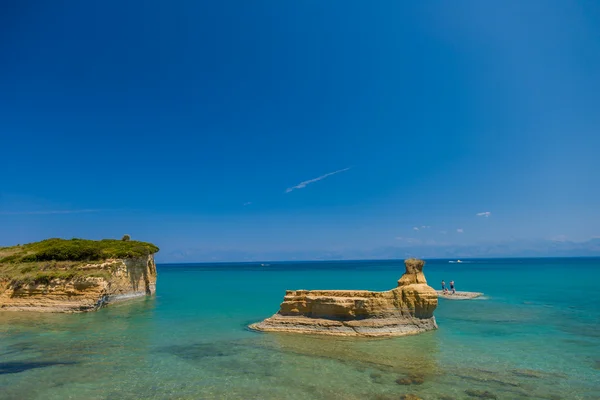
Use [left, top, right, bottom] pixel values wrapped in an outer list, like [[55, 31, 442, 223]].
[[1, 258, 599, 400]]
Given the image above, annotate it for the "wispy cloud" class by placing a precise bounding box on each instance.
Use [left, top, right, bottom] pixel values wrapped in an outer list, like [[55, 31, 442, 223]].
[[412, 225, 431, 231], [396, 237, 421, 244], [476, 211, 491, 217], [439, 230, 447, 235], [456, 228, 464, 233], [551, 234, 567, 242], [0, 209, 101, 215], [285, 168, 350, 193], [243, 202, 252, 206]]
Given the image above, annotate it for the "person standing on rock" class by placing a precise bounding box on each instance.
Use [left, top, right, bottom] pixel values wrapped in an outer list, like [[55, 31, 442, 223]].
[[450, 280, 455, 294], [441, 280, 448, 294]]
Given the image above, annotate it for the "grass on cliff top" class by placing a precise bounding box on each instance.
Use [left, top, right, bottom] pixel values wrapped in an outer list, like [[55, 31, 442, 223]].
[[0, 238, 159, 263], [0, 238, 159, 287]]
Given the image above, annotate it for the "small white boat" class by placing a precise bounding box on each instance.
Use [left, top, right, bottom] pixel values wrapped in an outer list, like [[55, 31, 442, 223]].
[[449, 259, 462, 264]]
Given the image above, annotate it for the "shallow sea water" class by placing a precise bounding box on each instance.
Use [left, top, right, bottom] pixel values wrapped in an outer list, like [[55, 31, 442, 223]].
[[1, 258, 599, 400]]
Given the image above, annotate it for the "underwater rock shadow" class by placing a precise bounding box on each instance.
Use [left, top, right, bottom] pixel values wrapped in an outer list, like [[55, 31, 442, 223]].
[[160, 341, 246, 360], [160, 333, 443, 381], [159, 340, 284, 378], [0, 342, 39, 358], [0, 360, 77, 375]]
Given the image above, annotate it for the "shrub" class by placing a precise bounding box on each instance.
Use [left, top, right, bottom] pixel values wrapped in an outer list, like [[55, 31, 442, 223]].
[[0, 254, 20, 263], [121, 234, 131, 242], [20, 266, 34, 274], [1, 238, 158, 264]]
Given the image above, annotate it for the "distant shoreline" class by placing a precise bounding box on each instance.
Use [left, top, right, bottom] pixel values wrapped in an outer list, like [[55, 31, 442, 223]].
[[155, 255, 600, 266]]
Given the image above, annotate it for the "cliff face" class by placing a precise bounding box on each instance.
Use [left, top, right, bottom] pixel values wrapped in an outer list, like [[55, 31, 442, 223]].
[[249, 259, 438, 337], [0, 255, 157, 313]]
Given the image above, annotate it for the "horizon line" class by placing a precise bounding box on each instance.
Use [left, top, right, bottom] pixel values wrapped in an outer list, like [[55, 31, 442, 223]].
[[155, 254, 600, 265]]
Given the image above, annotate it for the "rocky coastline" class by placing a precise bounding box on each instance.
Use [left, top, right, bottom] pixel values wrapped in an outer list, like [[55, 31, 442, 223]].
[[0, 238, 159, 313], [250, 258, 438, 337]]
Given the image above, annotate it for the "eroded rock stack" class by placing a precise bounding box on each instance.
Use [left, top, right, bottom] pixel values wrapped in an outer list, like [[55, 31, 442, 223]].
[[249, 258, 438, 337]]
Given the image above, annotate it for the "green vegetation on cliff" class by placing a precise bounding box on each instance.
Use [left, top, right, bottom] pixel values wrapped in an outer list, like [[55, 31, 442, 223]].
[[0, 238, 159, 287]]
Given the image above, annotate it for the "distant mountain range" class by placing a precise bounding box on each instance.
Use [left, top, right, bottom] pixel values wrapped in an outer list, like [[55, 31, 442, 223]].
[[161, 238, 600, 263]]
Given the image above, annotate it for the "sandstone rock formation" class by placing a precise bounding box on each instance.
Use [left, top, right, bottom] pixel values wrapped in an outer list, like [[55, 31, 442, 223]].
[[249, 258, 438, 337], [0, 255, 157, 312]]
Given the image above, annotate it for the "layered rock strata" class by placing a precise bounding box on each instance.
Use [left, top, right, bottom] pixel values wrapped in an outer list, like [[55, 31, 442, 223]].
[[0, 255, 157, 313], [249, 259, 438, 337]]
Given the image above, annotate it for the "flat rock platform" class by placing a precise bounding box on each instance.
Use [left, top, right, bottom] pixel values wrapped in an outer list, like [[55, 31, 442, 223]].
[[436, 291, 484, 300]]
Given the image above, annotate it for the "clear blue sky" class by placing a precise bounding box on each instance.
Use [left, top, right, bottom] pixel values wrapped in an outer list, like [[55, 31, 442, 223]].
[[1, 1, 599, 261]]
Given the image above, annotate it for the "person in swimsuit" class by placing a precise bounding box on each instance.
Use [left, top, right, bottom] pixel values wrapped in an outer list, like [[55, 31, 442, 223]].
[[450, 280, 455, 294], [441, 280, 448, 294]]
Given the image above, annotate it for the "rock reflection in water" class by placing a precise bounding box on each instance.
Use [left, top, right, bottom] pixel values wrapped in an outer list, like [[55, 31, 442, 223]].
[[262, 330, 441, 376]]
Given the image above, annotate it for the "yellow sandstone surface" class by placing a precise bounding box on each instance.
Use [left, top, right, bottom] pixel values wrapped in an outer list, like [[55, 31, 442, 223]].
[[249, 258, 438, 337], [0, 255, 157, 313]]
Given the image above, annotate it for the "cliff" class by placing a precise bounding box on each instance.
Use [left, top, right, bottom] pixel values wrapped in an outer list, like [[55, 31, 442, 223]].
[[249, 258, 438, 337], [0, 238, 159, 313]]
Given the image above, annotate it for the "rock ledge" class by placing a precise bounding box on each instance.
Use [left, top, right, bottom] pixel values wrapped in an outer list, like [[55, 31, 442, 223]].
[[436, 291, 484, 300]]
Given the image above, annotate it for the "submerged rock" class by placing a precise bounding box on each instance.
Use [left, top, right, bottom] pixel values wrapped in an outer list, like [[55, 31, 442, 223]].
[[370, 372, 385, 384], [395, 374, 425, 385], [371, 395, 395, 400], [371, 394, 420, 400], [465, 389, 498, 399], [249, 259, 438, 337], [400, 395, 423, 400], [511, 369, 543, 378]]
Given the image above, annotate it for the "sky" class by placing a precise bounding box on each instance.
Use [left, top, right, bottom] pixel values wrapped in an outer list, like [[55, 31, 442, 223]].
[[1, 1, 599, 261]]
